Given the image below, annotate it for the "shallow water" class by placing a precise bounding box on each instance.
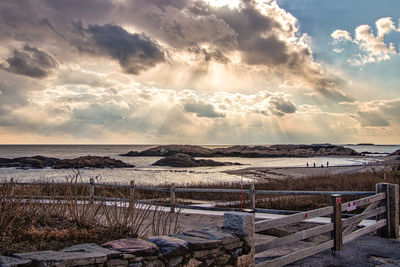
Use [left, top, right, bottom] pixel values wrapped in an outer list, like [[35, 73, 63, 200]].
[[0, 145, 396, 185]]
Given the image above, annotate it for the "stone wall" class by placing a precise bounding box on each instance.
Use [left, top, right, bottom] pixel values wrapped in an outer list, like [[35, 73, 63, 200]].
[[0, 212, 255, 267]]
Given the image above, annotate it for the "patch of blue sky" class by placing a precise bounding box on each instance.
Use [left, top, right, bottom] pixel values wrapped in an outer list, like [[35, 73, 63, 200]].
[[277, 0, 400, 92]]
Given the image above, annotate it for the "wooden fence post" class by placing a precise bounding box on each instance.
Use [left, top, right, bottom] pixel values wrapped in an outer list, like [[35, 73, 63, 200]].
[[388, 184, 399, 239], [89, 178, 94, 204], [129, 180, 135, 206], [250, 183, 255, 210], [377, 183, 399, 238], [377, 183, 390, 237], [10, 178, 15, 196], [331, 194, 343, 253], [170, 183, 176, 213]]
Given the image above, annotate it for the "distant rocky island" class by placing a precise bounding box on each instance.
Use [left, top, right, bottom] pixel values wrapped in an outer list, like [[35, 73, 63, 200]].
[[152, 153, 241, 167], [121, 144, 360, 158], [0, 155, 134, 169]]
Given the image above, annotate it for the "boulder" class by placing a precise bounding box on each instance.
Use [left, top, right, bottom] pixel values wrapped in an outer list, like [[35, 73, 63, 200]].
[[152, 154, 239, 167], [389, 149, 400, 156]]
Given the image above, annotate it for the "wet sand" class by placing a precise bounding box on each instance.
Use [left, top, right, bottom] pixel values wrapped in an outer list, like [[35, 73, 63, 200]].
[[224, 164, 385, 181]]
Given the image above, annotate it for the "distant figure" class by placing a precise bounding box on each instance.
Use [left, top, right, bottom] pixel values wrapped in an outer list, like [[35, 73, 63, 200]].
[[313, 162, 316, 168], [326, 161, 329, 167], [307, 162, 309, 168], [321, 164, 324, 168]]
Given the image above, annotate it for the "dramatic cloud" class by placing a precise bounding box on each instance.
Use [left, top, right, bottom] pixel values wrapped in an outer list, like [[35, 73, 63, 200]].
[[0, 0, 399, 144], [332, 17, 399, 64], [184, 101, 225, 118], [69, 22, 165, 74], [268, 95, 296, 116], [0, 45, 58, 78]]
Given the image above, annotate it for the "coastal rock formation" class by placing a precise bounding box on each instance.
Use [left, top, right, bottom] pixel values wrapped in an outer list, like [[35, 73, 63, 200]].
[[0, 155, 59, 168], [121, 145, 213, 157], [122, 144, 360, 158], [0, 155, 134, 169], [152, 153, 239, 167], [389, 149, 400, 156], [54, 156, 134, 169]]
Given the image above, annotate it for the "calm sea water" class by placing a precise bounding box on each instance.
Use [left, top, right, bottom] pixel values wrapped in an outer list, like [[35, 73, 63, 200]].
[[0, 144, 398, 185]]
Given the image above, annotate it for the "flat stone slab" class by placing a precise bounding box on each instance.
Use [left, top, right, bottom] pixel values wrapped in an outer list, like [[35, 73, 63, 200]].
[[61, 243, 121, 259], [0, 255, 31, 267], [186, 229, 239, 245], [102, 239, 159, 256], [172, 232, 222, 250], [13, 250, 107, 266], [147, 236, 189, 257]]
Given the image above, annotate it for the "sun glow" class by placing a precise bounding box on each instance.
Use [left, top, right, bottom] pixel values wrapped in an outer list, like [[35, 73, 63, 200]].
[[204, 0, 240, 9]]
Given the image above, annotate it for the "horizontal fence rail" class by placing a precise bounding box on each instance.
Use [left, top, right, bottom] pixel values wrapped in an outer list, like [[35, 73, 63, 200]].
[[255, 183, 399, 267]]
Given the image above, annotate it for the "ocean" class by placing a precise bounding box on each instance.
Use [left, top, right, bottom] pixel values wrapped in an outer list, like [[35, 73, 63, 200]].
[[0, 144, 399, 185]]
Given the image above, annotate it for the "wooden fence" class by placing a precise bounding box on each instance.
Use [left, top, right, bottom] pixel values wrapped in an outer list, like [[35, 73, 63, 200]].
[[254, 183, 399, 267], [1, 178, 375, 214], [1, 180, 399, 266]]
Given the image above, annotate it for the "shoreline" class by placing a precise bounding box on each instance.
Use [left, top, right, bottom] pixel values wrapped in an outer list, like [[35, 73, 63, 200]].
[[224, 164, 387, 181]]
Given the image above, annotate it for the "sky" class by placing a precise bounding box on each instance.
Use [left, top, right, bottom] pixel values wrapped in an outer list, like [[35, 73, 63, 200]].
[[0, 0, 399, 144]]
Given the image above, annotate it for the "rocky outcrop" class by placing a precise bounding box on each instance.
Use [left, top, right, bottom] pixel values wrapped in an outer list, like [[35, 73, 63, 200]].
[[0, 155, 134, 169], [0, 155, 59, 168], [122, 144, 360, 158], [122, 145, 214, 157], [54, 156, 134, 169], [389, 149, 400, 156], [152, 153, 240, 167]]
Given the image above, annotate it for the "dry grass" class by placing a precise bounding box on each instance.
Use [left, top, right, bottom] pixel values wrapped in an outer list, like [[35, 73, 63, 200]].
[[0, 171, 182, 255]]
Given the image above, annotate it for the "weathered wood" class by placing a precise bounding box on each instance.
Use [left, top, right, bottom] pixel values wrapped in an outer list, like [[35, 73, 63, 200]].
[[342, 206, 386, 228], [341, 193, 386, 211], [129, 180, 135, 206], [250, 183, 256, 210], [376, 183, 390, 237], [331, 194, 343, 252], [255, 206, 333, 232], [343, 202, 379, 235], [135, 186, 170, 192], [388, 184, 399, 238], [254, 190, 374, 196], [255, 223, 333, 253], [170, 183, 176, 213], [255, 240, 334, 267], [175, 188, 248, 193], [10, 178, 15, 196], [343, 219, 387, 244], [89, 178, 94, 204]]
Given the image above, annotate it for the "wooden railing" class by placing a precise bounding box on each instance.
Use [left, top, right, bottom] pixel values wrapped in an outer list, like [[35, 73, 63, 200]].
[[254, 183, 399, 267]]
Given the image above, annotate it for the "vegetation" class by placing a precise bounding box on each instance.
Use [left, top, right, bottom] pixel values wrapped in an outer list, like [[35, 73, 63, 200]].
[[1, 168, 398, 254], [0, 171, 181, 255]]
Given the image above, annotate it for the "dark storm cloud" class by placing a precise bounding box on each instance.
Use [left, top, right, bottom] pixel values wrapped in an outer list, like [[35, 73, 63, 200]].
[[268, 96, 296, 116], [117, 0, 238, 49], [0, 45, 58, 78], [184, 101, 225, 118], [70, 23, 165, 74], [188, 46, 229, 64]]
